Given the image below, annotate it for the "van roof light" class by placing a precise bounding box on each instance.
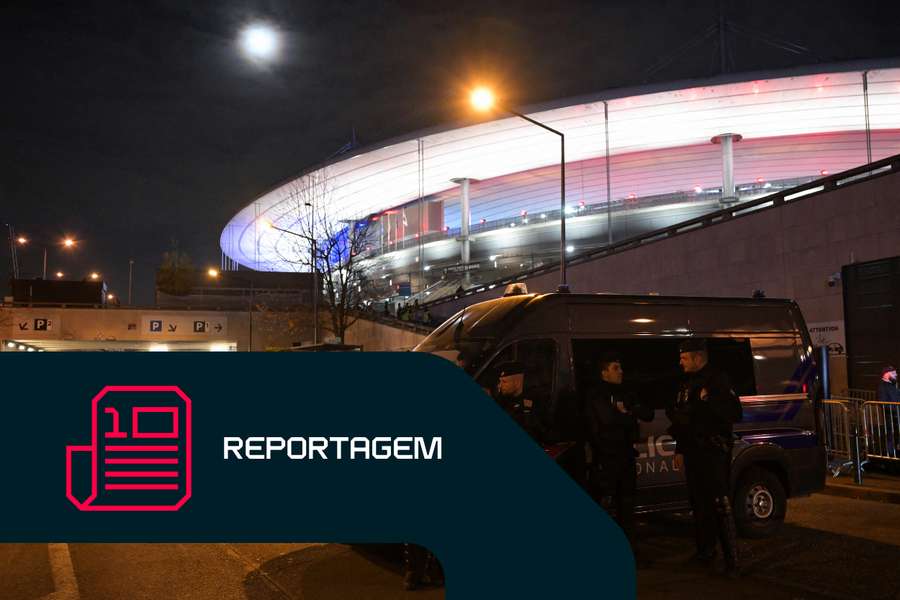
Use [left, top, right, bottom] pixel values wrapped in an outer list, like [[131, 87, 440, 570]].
[[503, 283, 528, 296]]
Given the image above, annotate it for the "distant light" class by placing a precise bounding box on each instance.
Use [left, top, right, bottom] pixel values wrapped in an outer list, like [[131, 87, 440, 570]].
[[631, 318, 655, 324], [6, 341, 16, 348], [628, 193, 637, 200], [90, 272, 100, 280], [55, 271, 64, 278], [241, 24, 279, 60], [107, 293, 115, 300], [820, 169, 829, 176], [566, 245, 575, 253], [756, 177, 765, 183], [470, 87, 495, 112], [540, 213, 547, 219], [509, 223, 516, 228], [18, 345, 26, 351], [753, 355, 767, 360], [763, 182, 772, 189], [27, 347, 35, 352], [149, 344, 169, 352], [423, 265, 432, 271], [207, 268, 220, 278], [693, 186, 703, 194], [63, 238, 75, 248], [16, 236, 27, 245], [489, 255, 497, 261]]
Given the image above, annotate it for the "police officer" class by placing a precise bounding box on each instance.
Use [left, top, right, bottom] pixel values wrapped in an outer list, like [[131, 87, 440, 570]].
[[493, 361, 550, 442], [667, 339, 743, 577], [584, 353, 653, 561]]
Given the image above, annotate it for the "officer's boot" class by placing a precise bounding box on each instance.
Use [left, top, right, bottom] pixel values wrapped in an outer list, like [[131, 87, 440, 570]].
[[714, 496, 740, 578]]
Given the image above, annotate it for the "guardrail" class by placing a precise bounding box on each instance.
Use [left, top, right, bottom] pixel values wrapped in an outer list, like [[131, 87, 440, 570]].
[[862, 401, 900, 461], [823, 390, 900, 483], [425, 152, 900, 308]]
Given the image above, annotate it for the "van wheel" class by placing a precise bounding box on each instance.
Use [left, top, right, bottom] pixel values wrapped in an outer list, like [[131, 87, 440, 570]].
[[733, 467, 786, 539]]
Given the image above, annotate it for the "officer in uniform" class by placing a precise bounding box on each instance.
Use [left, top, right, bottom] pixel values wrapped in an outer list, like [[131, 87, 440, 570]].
[[667, 338, 743, 577], [584, 353, 653, 562], [493, 361, 550, 442]]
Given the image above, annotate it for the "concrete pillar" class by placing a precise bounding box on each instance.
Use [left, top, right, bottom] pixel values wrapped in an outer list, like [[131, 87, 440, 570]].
[[451, 177, 473, 285], [711, 133, 743, 206]]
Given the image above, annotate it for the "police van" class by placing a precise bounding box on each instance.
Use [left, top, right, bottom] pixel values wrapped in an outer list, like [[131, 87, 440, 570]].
[[414, 289, 827, 538]]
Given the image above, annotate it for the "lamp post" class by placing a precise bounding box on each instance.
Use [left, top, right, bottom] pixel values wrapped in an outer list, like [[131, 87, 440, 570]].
[[208, 268, 254, 351], [265, 221, 318, 345], [15, 234, 77, 279], [470, 87, 569, 292]]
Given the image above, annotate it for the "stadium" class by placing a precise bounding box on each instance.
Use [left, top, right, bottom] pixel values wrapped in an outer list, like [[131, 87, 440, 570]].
[[220, 60, 900, 303]]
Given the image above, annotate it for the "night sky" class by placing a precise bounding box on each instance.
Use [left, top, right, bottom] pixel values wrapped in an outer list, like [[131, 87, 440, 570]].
[[3, 0, 899, 304]]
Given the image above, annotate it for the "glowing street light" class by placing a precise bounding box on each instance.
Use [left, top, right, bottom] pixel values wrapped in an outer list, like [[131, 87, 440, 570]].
[[241, 24, 279, 61], [207, 268, 220, 278], [16, 236, 27, 245], [55, 271, 64, 279], [63, 238, 76, 248], [89, 272, 100, 280], [469, 85, 569, 292], [470, 87, 495, 112]]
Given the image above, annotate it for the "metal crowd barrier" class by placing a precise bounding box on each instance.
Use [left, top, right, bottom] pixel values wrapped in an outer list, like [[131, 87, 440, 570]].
[[823, 389, 900, 483], [862, 401, 900, 462]]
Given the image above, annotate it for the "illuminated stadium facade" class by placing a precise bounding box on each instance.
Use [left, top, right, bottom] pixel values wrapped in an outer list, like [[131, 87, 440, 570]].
[[221, 60, 900, 302]]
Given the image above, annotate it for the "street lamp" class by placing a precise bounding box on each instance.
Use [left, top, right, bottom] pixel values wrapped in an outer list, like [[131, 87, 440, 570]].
[[470, 86, 570, 292], [16, 234, 78, 279], [207, 268, 254, 351], [89, 272, 100, 281]]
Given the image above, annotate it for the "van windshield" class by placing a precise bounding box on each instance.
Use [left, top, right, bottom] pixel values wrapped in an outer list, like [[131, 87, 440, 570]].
[[414, 295, 533, 367]]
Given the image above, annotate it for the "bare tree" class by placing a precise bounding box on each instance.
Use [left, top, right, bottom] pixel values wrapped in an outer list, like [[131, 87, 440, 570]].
[[270, 170, 374, 343]]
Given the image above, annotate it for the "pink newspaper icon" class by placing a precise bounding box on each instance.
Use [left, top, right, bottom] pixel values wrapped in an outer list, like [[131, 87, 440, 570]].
[[66, 385, 192, 511]]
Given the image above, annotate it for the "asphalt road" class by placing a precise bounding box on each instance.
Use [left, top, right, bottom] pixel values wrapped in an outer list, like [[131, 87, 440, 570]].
[[1, 494, 898, 599], [638, 494, 900, 600]]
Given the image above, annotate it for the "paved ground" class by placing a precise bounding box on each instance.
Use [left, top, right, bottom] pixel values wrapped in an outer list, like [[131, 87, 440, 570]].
[[1, 493, 898, 599], [637, 494, 900, 599]]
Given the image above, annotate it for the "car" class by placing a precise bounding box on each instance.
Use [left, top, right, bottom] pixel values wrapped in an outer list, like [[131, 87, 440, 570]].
[[415, 289, 827, 537]]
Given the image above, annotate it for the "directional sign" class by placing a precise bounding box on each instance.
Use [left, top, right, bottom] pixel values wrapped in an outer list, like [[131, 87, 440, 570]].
[[141, 316, 227, 338], [34, 318, 52, 331]]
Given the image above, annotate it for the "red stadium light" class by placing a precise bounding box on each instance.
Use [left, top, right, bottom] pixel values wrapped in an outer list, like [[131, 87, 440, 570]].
[[627, 193, 637, 200], [820, 169, 829, 176], [756, 177, 765, 183]]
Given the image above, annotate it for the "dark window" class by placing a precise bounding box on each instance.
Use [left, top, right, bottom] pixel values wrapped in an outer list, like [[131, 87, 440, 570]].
[[572, 337, 757, 409]]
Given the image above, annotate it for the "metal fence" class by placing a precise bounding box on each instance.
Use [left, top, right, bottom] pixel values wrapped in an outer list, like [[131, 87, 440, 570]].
[[823, 388, 900, 482]]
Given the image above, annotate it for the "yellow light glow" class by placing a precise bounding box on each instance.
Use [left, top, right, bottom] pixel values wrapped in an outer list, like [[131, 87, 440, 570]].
[[207, 268, 220, 278], [16, 236, 27, 245], [90, 272, 100, 280], [55, 271, 64, 278], [107, 293, 115, 300], [470, 87, 495, 112], [63, 238, 75, 248]]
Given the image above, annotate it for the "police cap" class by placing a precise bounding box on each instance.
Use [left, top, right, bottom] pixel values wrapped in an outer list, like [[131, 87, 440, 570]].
[[497, 361, 526, 377], [679, 338, 707, 354], [883, 365, 897, 376]]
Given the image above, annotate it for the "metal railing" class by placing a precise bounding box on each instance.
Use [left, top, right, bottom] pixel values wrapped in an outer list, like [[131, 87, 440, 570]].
[[425, 152, 900, 308], [862, 401, 900, 461], [822, 388, 900, 483]]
